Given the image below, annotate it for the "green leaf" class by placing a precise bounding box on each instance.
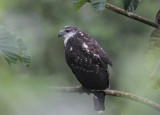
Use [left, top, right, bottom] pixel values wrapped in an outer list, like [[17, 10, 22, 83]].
[[73, 0, 87, 11], [91, 0, 106, 12], [145, 28, 160, 88], [16, 37, 31, 67], [123, 0, 139, 12], [0, 26, 31, 67]]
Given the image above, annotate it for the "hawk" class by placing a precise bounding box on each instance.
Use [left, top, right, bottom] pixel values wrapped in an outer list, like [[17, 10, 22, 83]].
[[58, 26, 112, 113]]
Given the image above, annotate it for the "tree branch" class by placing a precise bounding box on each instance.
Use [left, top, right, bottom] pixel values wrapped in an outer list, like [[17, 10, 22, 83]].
[[105, 3, 160, 28], [52, 87, 160, 112], [87, 0, 160, 28]]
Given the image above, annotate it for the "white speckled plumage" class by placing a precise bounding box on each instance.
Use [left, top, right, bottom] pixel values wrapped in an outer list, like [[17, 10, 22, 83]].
[[59, 26, 112, 113], [64, 32, 75, 47]]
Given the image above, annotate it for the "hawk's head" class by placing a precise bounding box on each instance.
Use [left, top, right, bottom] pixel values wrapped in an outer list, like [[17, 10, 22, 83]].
[[58, 26, 79, 46], [58, 26, 79, 39]]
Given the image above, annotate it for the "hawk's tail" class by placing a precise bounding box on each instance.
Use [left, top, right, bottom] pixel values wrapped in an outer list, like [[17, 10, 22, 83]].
[[93, 91, 105, 113]]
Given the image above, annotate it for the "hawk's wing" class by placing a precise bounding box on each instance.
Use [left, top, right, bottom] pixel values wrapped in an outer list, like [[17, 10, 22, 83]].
[[84, 39, 112, 69], [65, 35, 111, 90]]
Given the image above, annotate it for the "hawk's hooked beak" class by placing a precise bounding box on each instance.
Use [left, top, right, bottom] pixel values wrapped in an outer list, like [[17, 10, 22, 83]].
[[58, 33, 62, 38], [58, 31, 63, 38]]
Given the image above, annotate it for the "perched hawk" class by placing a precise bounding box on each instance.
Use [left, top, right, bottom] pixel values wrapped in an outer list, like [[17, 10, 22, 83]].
[[58, 26, 112, 113]]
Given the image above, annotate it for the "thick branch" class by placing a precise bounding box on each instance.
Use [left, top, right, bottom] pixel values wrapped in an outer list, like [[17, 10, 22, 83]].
[[105, 3, 160, 28], [52, 87, 160, 112]]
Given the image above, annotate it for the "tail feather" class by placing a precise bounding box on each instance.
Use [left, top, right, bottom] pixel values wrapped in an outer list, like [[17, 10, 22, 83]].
[[93, 91, 105, 112]]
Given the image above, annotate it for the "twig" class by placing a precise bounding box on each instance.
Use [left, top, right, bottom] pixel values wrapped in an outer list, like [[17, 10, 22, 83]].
[[51, 87, 160, 112], [87, 0, 160, 28], [105, 3, 160, 28]]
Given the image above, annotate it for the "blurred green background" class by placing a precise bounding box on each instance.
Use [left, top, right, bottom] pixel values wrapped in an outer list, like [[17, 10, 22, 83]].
[[0, 0, 160, 115]]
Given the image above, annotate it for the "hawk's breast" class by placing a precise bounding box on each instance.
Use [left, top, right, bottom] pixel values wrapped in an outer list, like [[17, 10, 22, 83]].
[[65, 34, 109, 90]]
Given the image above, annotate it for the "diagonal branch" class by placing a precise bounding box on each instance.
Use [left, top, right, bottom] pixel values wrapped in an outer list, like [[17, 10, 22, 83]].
[[87, 0, 160, 28], [52, 87, 160, 112], [105, 3, 160, 28]]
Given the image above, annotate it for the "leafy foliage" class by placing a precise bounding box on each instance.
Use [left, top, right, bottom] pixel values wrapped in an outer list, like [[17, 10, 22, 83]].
[[0, 26, 31, 66], [123, 0, 139, 12], [0, 0, 160, 115], [90, 0, 106, 12], [73, 0, 106, 12], [16, 37, 31, 67], [145, 28, 160, 88], [73, 0, 87, 11]]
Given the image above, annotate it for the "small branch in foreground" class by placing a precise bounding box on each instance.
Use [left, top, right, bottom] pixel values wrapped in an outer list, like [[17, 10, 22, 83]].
[[105, 3, 160, 28], [52, 87, 160, 112]]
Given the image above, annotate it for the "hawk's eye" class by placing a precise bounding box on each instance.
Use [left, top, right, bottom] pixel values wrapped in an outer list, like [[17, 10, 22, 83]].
[[65, 29, 70, 33]]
